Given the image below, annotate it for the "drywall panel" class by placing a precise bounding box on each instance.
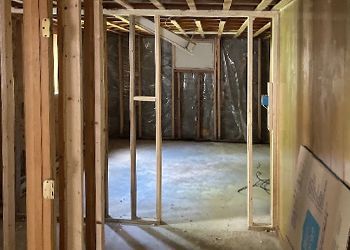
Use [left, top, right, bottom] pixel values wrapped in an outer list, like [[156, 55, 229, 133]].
[[175, 41, 214, 69], [278, 0, 350, 246]]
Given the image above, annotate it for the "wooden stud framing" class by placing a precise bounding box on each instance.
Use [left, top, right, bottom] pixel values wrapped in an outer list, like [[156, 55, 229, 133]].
[[23, 0, 57, 248], [149, 0, 165, 10], [270, 14, 280, 229], [58, 0, 84, 248], [129, 15, 137, 220], [196, 75, 201, 139], [155, 14, 162, 223], [247, 16, 254, 227], [1, 0, 16, 248], [83, 0, 97, 248], [104, 9, 277, 18], [94, 1, 106, 249], [104, 18, 109, 219]]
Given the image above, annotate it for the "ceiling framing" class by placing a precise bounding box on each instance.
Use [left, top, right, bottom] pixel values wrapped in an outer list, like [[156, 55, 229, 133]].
[[10, 0, 285, 38]]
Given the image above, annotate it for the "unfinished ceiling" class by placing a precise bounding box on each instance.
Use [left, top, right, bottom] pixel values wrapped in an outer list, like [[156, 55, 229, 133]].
[[11, 0, 280, 38]]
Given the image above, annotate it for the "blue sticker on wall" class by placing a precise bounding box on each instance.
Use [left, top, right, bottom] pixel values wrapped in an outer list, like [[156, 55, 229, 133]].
[[301, 210, 320, 250]]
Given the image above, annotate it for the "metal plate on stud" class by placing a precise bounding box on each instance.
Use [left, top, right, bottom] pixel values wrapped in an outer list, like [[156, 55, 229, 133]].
[[43, 180, 54, 199], [42, 18, 51, 38]]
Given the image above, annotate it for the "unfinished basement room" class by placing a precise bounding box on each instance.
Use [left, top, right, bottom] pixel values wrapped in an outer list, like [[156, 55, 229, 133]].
[[0, 0, 349, 249]]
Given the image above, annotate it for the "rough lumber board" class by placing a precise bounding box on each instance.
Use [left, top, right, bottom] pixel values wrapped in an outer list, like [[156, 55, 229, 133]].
[[185, 0, 196, 10], [195, 20, 204, 38], [94, 1, 106, 248], [0, 0, 16, 248], [39, 0, 56, 248], [129, 15, 137, 220], [218, 20, 226, 36], [83, 0, 96, 248], [256, 0, 274, 11], [149, 0, 164, 9], [59, 0, 84, 248], [247, 16, 254, 227], [254, 22, 271, 37], [104, 9, 277, 18], [235, 18, 248, 37], [223, 0, 233, 11], [113, 0, 133, 9], [272, 0, 294, 10], [155, 15, 163, 223]]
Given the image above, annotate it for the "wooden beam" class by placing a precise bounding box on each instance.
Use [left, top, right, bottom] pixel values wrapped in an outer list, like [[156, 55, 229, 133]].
[[247, 16, 254, 228], [185, 0, 196, 10], [155, 15, 163, 223], [107, 21, 129, 32], [256, 0, 274, 11], [270, 14, 280, 229], [149, 0, 165, 9], [94, 1, 106, 248], [235, 18, 248, 37], [129, 15, 137, 220], [104, 9, 278, 18], [114, 16, 149, 33], [133, 96, 156, 102], [223, 0, 233, 10], [137, 37, 142, 138], [195, 20, 204, 38], [218, 20, 226, 36], [253, 22, 271, 37], [23, 0, 56, 248], [170, 20, 188, 37], [58, 0, 84, 248], [83, 0, 97, 248], [1, 0, 16, 248], [272, 0, 294, 10], [113, 0, 133, 9]]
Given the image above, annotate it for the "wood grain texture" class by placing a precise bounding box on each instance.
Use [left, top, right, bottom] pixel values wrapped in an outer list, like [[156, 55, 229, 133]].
[[1, 0, 16, 248], [59, 0, 84, 248]]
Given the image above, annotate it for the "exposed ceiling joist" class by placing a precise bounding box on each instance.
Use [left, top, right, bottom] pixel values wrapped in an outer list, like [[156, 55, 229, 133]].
[[218, 20, 226, 37], [272, 0, 295, 10], [149, 0, 165, 10], [174, 31, 236, 35], [134, 16, 196, 52], [256, 0, 274, 11], [114, 15, 149, 33], [107, 21, 129, 32], [113, 0, 133, 9], [171, 20, 188, 37], [223, 0, 233, 11], [254, 22, 271, 37], [103, 9, 276, 18], [235, 18, 248, 37], [186, 0, 197, 10], [195, 20, 205, 38]]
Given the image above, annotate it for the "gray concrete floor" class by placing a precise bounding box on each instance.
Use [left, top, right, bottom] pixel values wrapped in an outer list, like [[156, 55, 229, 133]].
[[0, 140, 281, 249], [106, 139, 281, 250]]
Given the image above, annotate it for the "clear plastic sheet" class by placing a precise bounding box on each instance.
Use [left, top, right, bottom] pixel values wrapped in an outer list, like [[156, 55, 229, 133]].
[[107, 33, 120, 138], [180, 73, 199, 139], [261, 39, 270, 143], [220, 38, 260, 142], [201, 73, 215, 140], [140, 37, 173, 138]]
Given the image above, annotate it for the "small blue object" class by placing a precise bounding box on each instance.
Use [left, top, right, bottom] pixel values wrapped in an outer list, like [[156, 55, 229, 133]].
[[301, 210, 320, 250], [261, 95, 269, 109]]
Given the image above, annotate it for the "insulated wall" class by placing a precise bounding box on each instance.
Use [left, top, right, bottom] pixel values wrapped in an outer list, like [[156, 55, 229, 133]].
[[107, 35, 270, 143]]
